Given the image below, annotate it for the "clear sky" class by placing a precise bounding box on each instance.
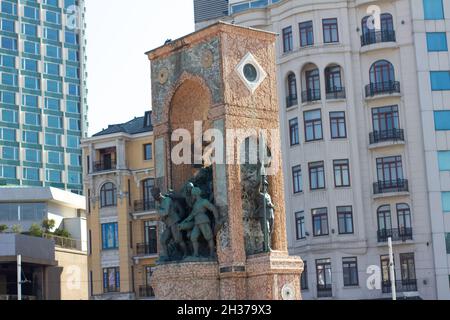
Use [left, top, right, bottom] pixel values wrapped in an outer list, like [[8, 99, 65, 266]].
[[85, 0, 195, 135]]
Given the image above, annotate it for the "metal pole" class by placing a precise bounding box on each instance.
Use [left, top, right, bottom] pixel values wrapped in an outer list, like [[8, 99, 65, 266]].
[[388, 237, 396, 300], [17, 254, 22, 301]]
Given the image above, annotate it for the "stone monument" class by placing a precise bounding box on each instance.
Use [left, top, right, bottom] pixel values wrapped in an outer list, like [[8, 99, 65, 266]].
[[145, 22, 303, 300]]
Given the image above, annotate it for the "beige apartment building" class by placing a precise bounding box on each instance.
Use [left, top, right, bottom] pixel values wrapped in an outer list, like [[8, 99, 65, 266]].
[[81, 112, 157, 300], [193, 0, 450, 299]]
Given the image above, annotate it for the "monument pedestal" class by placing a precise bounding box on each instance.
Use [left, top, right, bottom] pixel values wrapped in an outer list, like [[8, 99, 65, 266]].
[[151, 262, 220, 300], [151, 251, 303, 300]]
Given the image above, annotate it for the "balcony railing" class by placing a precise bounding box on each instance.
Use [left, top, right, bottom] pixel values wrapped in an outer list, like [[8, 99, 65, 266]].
[[0, 295, 37, 301], [133, 199, 156, 213], [369, 129, 405, 144], [326, 87, 346, 100], [317, 284, 332, 298], [382, 279, 418, 294], [139, 285, 155, 298], [43, 233, 79, 250], [365, 81, 400, 97], [361, 30, 396, 47], [377, 228, 413, 242], [373, 179, 409, 194], [301, 89, 321, 103], [136, 241, 158, 256], [286, 94, 298, 108], [93, 160, 116, 172]]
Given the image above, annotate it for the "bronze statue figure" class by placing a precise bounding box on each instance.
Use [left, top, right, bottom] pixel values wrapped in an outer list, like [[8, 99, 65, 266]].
[[256, 179, 275, 251], [179, 187, 219, 258], [152, 187, 188, 261]]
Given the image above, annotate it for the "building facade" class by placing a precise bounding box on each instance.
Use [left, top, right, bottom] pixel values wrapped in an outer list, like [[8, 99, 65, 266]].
[[0, 0, 88, 194], [0, 187, 88, 300], [81, 112, 157, 300], [411, 0, 450, 300], [193, 0, 450, 299]]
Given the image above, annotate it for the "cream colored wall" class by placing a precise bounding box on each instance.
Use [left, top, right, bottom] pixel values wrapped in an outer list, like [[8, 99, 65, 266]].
[[83, 133, 155, 299], [55, 249, 89, 300]]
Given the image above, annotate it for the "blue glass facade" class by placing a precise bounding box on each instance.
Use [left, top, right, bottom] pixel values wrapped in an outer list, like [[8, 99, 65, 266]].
[[0, 0, 87, 194]]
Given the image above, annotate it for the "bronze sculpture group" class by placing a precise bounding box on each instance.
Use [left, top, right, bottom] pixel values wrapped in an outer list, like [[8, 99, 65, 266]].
[[152, 166, 275, 263]]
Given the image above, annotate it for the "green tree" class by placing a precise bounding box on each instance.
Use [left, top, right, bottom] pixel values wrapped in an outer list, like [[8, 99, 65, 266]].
[[11, 224, 22, 234], [54, 229, 71, 239], [0, 225, 8, 233], [42, 219, 56, 233], [28, 224, 43, 237]]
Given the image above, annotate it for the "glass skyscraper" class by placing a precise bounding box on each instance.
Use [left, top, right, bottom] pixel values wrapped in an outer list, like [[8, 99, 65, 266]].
[[0, 0, 87, 194]]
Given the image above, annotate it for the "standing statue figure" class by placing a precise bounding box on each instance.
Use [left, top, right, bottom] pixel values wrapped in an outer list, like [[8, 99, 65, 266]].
[[179, 187, 219, 258], [151, 188, 188, 261], [256, 179, 275, 251]]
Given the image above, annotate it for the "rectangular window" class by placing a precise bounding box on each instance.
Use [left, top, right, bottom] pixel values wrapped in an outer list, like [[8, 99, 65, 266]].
[[22, 131, 39, 144], [301, 261, 308, 290], [316, 259, 332, 295], [292, 165, 303, 193], [376, 156, 403, 182], [295, 211, 306, 240], [423, 0, 444, 20], [430, 71, 450, 90], [304, 109, 323, 142], [400, 253, 416, 281], [289, 118, 300, 146], [334, 159, 350, 187], [23, 168, 39, 181], [323, 18, 339, 43], [299, 21, 314, 47], [309, 161, 325, 190], [446, 233, 450, 254], [0, 165, 16, 179], [2, 146, 18, 160], [48, 151, 63, 165], [23, 95, 38, 108], [442, 192, 450, 212], [282, 26, 293, 53], [330, 111, 346, 139], [103, 267, 120, 293], [25, 149, 41, 163], [144, 144, 152, 160], [427, 32, 448, 51], [312, 208, 329, 236], [434, 111, 450, 130], [438, 151, 450, 171], [342, 257, 359, 286], [337, 206, 354, 234], [102, 223, 119, 250], [46, 169, 62, 183]]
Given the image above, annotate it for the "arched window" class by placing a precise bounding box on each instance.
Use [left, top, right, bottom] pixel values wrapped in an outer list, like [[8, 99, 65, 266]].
[[370, 60, 395, 85], [302, 66, 321, 102], [361, 13, 395, 46], [100, 183, 117, 208], [397, 203, 411, 231], [286, 73, 298, 107]]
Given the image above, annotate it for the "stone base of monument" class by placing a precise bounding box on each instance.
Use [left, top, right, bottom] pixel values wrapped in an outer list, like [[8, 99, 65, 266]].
[[151, 251, 303, 300]]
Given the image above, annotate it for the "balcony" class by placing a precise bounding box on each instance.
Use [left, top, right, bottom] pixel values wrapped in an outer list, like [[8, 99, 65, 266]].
[[382, 279, 418, 294], [326, 87, 346, 100], [93, 160, 116, 173], [317, 284, 332, 298], [361, 30, 396, 47], [136, 241, 158, 257], [286, 94, 298, 108], [365, 81, 400, 98], [377, 228, 413, 243], [43, 234, 80, 251], [373, 179, 409, 195], [369, 129, 404, 145], [139, 285, 155, 298], [133, 199, 156, 213], [301, 89, 321, 103]]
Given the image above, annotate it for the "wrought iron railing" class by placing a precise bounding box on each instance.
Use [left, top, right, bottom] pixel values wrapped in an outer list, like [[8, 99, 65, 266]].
[[93, 160, 116, 172], [317, 284, 332, 298], [365, 81, 400, 97], [139, 285, 155, 298], [286, 94, 298, 108], [133, 200, 156, 213], [136, 241, 158, 256], [373, 179, 409, 194], [369, 129, 404, 144], [301, 89, 321, 103], [361, 30, 396, 46], [377, 228, 413, 242], [382, 279, 418, 294], [326, 87, 346, 100]]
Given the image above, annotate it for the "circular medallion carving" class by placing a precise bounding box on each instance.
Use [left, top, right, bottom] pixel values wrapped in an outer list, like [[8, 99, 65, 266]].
[[281, 284, 295, 300], [202, 50, 214, 68], [243, 63, 258, 82], [158, 67, 169, 84]]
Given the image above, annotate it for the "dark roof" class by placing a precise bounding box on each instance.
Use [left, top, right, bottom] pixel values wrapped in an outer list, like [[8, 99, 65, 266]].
[[93, 111, 153, 137]]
